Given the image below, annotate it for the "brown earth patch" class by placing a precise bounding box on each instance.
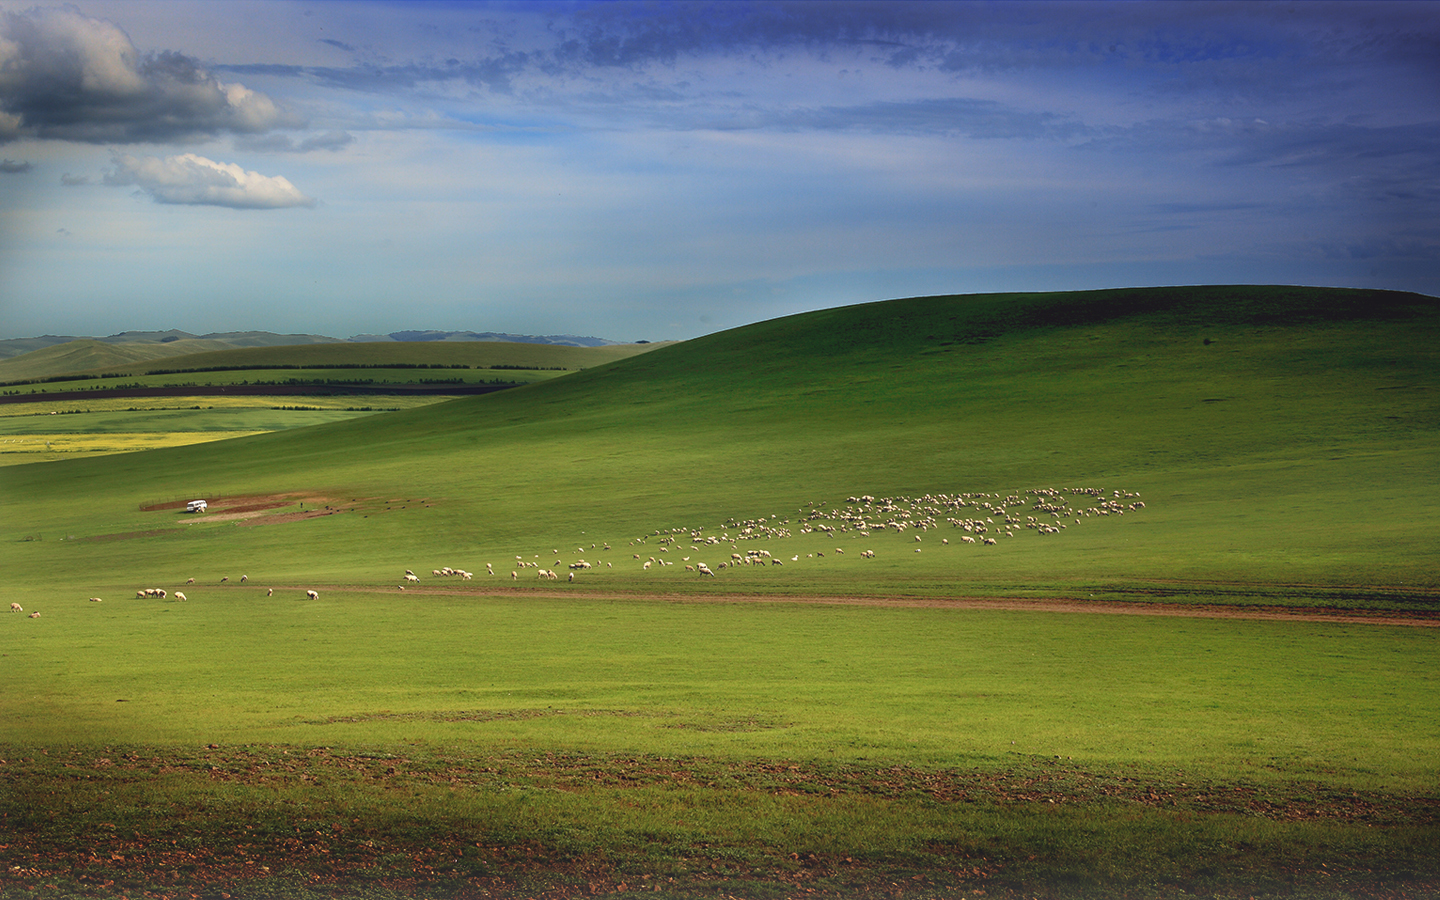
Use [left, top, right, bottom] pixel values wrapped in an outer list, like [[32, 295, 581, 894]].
[[237, 507, 348, 526], [140, 492, 345, 513]]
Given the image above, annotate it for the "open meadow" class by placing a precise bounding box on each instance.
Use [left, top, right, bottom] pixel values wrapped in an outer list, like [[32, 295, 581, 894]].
[[0, 342, 661, 464], [2, 286, 1437, 899]]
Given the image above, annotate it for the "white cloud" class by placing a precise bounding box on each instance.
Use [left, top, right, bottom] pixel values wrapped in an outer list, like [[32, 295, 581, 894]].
[[105, 153, 315, 209]]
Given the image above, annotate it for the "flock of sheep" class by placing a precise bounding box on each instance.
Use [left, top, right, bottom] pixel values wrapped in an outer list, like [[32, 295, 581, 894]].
[[415, 486, 1145, 584], [12, 487, 1143, 616]]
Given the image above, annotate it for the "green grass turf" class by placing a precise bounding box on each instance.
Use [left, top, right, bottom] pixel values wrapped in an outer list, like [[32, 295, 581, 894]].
[[2, 286, 1437, 897], [4, 285, 1435, 596], [2, 592, 1435, 787], [0, 338, 663, 385]]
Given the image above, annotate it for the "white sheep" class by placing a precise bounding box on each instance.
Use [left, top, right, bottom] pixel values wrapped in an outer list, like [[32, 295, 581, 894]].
[[174, 592, 187, 602], [9, 602, 21, 612], [28, 611, 40, 618], [305, 590, 319, 600], [404, 573, 420, 583]]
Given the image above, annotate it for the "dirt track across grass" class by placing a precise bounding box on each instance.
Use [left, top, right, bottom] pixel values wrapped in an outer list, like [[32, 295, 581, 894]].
[[302, 584, 1440, 627]]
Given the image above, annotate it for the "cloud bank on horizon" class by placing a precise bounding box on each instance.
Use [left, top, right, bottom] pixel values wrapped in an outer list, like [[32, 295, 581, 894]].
[[0, 0, 1436, 341]]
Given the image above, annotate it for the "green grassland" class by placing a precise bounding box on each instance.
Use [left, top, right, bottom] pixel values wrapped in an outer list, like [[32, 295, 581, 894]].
[[1, 286, 1437, 898], [0, 337, 662, 386], [0, 341, 665, 463], [0, 397, 465, 465], [0, 337, 254, 381]]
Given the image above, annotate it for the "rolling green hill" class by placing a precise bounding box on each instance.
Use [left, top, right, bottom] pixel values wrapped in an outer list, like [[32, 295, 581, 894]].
[[0, 336, 663, 385], [0, 337, 241, 382], [3, 285, 1438, 899], [3, 285, 1437, 600], [90, 337, 664, 375]]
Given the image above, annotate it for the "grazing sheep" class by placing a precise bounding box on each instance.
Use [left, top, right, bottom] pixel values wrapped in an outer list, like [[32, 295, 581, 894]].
[[186, 578, 195, 585], [267, 588, 273, 597], [88, 597, 102, 603], [220, 577, 228, 583], [406, 570, 415, 577], [174, 592, 187, 602], [404, 573, 420, 583], [240, 575, 248, 583], [568, 571, 575, 582], [28, 611, 40, 618], [9, 602, 21, 612], [305, 590, 319, 600]]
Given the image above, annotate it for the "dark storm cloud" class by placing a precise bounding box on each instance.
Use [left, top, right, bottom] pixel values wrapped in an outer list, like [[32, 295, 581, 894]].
[[0, 6, 291, 144]]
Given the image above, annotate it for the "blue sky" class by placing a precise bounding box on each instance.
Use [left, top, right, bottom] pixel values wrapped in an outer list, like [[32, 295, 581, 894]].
[[1, 1, 1436, 342]]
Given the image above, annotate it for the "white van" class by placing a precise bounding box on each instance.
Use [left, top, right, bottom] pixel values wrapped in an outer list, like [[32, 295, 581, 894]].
[[185, 500, 208, 513]]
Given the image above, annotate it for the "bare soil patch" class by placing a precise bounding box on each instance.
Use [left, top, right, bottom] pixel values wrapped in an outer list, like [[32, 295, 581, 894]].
[[138, 492, 358, 525]]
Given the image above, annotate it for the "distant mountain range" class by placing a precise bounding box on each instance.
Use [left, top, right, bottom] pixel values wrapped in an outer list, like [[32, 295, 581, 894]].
[[0, 329, 627, 362]]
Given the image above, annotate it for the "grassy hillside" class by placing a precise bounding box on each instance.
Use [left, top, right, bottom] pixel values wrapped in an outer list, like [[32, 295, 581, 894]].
[[0, 341, 670, 464], [0, 336, 662, 384], [2, 286, 1437, 898], [0, 337, 241, 382], [3, 285, 1434, 599]]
